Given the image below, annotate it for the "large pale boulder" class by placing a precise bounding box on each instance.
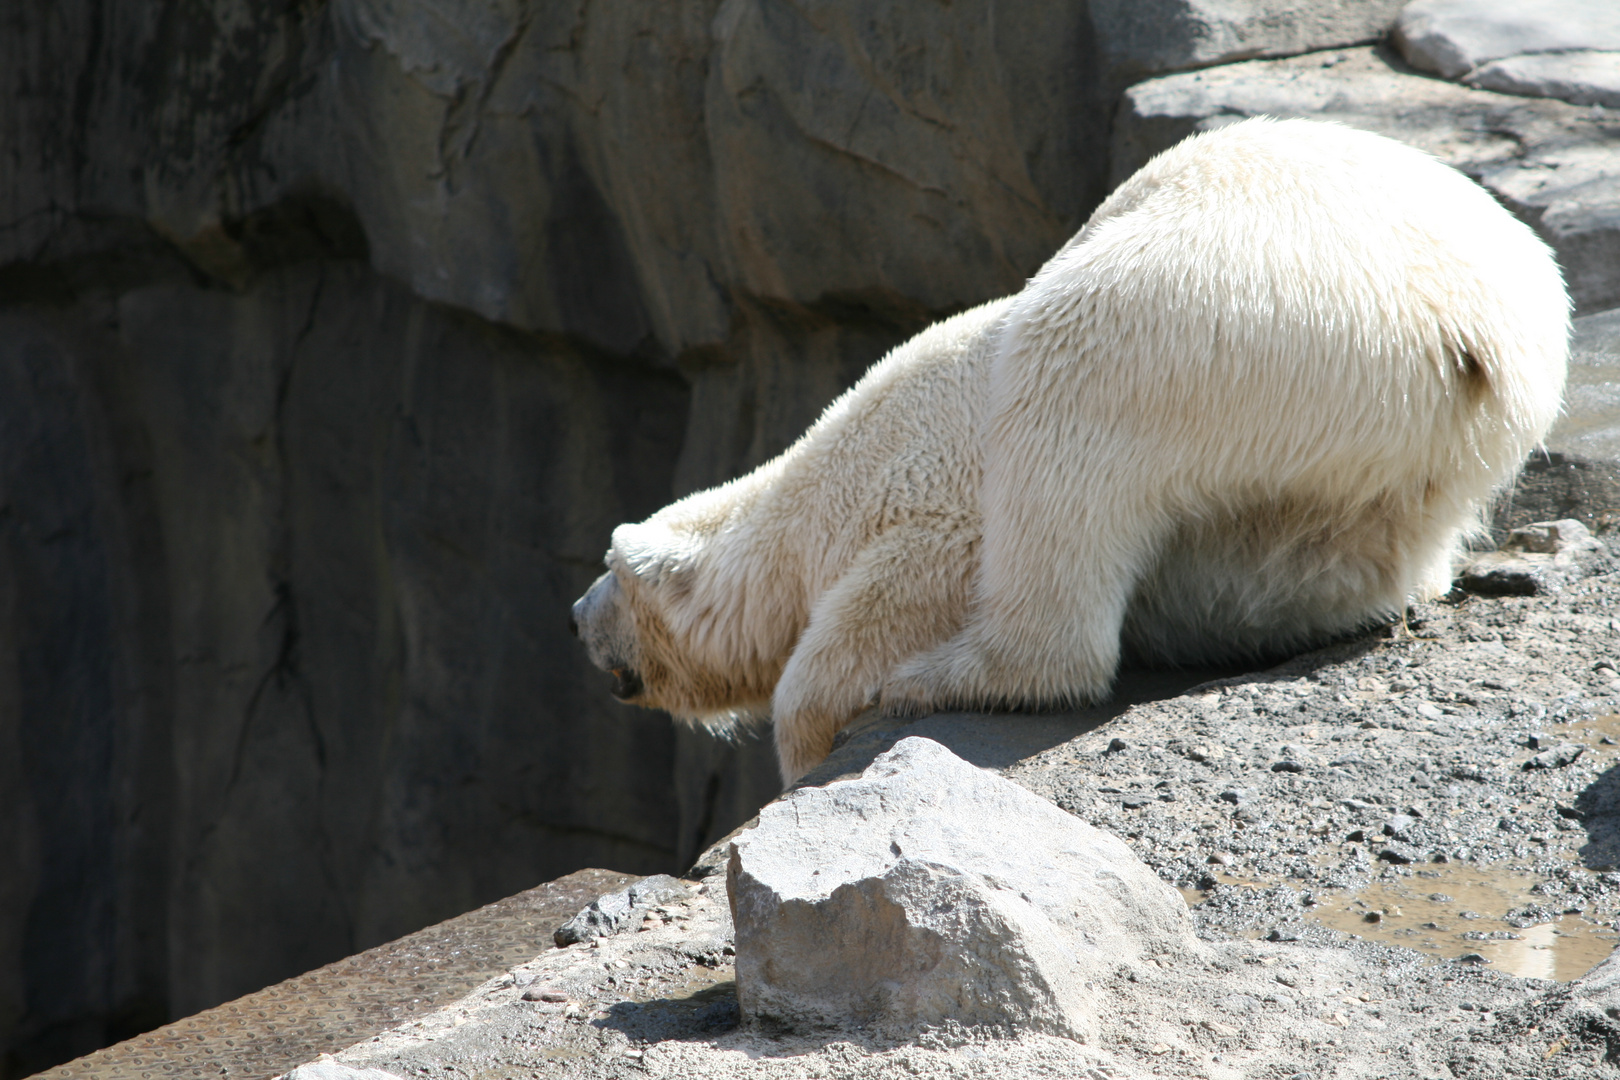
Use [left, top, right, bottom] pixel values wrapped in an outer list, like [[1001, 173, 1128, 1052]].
[[726, 738, 1200, 1038]]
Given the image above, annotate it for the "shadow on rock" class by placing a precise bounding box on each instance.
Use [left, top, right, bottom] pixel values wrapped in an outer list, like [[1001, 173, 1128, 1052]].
[[594, 981, 740, 1042], [798, 664, 1248, 789], [1574, 762, 1620, 870]]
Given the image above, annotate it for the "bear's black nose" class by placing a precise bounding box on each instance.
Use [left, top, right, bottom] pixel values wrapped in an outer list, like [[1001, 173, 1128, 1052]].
[[568, 614, 579, 638]]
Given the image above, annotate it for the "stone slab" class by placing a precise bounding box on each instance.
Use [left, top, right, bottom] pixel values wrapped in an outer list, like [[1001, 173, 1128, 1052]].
[[1393, 0, 1620, 80], [1470, 50, 1620, 108]]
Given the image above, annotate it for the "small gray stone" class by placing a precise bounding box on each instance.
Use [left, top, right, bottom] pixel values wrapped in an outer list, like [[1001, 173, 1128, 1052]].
[[1393, 0, 1620, 81], [1524, 743, 1586, 770], [553, 875, 691, 947], [1502, 518, 1601, 555], [1459, 551, 1570, 595], [726, 737, 1200, 1038], [1461, 521, 1599, 596]]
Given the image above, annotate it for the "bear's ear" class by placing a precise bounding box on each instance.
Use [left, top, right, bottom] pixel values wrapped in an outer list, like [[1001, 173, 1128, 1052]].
[[610, 522, 695, 589]]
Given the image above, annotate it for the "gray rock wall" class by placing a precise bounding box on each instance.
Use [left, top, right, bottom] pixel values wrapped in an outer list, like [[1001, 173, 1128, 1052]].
[[0, 0, 1593, 1075], [0, 263, 758, 1075]]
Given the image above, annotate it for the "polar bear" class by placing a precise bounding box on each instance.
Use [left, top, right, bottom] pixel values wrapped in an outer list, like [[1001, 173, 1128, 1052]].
[[572, 118, 1569, 784]]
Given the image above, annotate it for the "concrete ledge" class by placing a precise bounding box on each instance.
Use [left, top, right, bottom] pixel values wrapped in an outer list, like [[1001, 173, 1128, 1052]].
[[33, 869, 633, 1080]]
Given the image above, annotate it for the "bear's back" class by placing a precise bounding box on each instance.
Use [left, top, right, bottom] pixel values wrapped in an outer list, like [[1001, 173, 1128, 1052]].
[[1007, 117, 1567, 506]]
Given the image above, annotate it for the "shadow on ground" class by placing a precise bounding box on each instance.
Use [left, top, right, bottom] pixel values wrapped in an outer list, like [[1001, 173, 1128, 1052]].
[[796, 664, 1250, 789], [595, 980, 740, 1042], [1576, 764, 1620, 871]]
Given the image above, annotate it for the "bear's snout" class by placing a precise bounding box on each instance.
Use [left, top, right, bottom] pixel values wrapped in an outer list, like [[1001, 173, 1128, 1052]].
[[572, 571, 644, 701]]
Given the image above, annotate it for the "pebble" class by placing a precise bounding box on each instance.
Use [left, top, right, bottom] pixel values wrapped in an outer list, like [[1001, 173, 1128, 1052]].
[[1523, 743, 1584, 770], [1383, 815, 1416, 840]]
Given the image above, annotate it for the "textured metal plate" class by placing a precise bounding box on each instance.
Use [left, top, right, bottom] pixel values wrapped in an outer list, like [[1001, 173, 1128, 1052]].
[[32, 868, 635, 1080]]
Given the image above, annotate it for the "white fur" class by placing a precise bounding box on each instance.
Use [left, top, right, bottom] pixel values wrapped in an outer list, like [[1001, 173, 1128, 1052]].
[[576, 119, 1569, 784]]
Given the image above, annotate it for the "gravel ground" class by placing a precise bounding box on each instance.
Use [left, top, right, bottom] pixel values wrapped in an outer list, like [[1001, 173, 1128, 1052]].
[[1009, 545, 1620, 966]]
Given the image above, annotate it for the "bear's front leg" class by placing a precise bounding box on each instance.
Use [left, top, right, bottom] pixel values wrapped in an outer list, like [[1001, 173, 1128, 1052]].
[[880, 468, 1161, 717], [770, 524, 975, 785], [876, 559, 1129, 718]]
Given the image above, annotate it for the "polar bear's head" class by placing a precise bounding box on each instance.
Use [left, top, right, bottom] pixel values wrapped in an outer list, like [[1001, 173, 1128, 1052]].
[[570, 515, 785, 730]]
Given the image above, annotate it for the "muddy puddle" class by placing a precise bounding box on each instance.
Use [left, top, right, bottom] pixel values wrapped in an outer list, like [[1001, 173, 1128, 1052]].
[[1553, 710, 1620, 752], [1306, 862, 1618, 981]]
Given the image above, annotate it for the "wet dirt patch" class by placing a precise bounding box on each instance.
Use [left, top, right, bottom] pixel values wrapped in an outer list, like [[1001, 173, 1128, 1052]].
[[1303, 862, 1620, 980], [1559, 711, 1620, 748]]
